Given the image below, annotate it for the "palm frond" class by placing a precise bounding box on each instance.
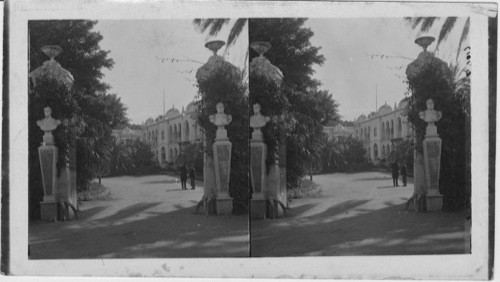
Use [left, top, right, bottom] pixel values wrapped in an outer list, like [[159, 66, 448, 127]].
[[209, 19, 229, 36], [420, 17, 439, 31], [456, 18, 470, 61], [436, 17, 457, 48], [227, 18, 247, 46], [406, 17, 424, 29]]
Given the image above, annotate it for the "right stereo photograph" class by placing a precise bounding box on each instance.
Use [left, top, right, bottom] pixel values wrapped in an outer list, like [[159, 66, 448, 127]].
[[248, 17, 471, 257]]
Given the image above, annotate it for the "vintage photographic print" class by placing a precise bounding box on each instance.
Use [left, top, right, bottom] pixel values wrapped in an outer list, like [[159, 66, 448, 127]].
[[4, 0, 494, 280]]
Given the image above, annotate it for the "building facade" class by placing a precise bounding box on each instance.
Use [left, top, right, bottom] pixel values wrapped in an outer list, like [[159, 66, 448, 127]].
[[112, 127, 142, 141], [353, 100, 412, 163], [142, 102, 202, 168], [323, 124, 354, 137]]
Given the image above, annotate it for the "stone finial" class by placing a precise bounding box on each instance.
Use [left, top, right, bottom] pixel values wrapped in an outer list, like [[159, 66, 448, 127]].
[[249, 41, 283, 86], [37, 106, 61, 145], [29, 45, 74, 89], [250, 103, 270, 141]]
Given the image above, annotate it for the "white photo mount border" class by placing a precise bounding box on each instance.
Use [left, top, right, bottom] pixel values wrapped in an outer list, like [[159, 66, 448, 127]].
[[7, 0, 493, 279]]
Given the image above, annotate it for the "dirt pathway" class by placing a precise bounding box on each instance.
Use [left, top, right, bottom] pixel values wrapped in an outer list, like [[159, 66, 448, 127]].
[[251, 171, 470, 256], [29, 175, 249, 259]]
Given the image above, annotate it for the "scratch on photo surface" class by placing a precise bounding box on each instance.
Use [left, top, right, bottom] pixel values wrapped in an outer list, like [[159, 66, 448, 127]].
[[13, 125, 26, 142]]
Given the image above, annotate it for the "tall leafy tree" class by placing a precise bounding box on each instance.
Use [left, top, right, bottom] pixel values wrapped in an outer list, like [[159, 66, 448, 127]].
[[29, 20, 127, 218], [194, 18, 341, 189], [249, 18, 340, 188]]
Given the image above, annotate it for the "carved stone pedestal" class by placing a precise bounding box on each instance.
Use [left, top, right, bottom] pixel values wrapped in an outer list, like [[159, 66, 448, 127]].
[[40, 201, 58, 222], [216, 196, 234, 215], [423, 135, 443, 211], [251, 141, 267, 218], [213, 139, 233, 214], [266, 164, 287, 217], [38, 144, 58, 221]]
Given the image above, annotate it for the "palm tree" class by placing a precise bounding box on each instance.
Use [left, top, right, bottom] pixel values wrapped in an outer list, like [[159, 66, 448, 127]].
[[318, 133, 344, 172], [107, 136, 133, 175], [405, 17, 469, 61]]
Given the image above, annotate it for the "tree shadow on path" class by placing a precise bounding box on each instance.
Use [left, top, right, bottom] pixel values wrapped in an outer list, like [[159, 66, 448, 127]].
[[29, 202, 249, 259], [251, 199, 468, 257]]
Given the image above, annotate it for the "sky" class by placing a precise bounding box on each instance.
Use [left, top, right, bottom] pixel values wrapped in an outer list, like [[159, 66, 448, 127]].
[[305, 18, 468, 121], [95, 18, 467, 124], [95, 19, 248, 124]]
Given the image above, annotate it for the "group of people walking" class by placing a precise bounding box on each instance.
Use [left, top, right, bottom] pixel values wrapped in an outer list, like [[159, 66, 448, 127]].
[[179, 164, 196, 190], [391, 162, 407, 187]]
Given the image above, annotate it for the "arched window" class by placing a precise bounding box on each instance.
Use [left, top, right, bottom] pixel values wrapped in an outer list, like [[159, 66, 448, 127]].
[[381, 123, 385, 139], [397, 118, 402, 138], [381, 145, 386, 159], [174, 147, 178, 162], [169, 148, 173, 162], [185, 121, 190, 141], [173, 125, 177, 143], [169, 125, 173, 143], [161, 147, 166, 162], [390, 120, 394, 139], [178, 123, 182, 141], [161, 130, 165, 140], [385, 121, 390, 140], [373, 143, 378, 159]]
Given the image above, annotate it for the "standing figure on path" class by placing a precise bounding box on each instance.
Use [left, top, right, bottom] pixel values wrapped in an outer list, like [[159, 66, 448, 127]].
[[392, 161, 399, 187], [189, 165, 196, 190], [180, 164, 188, 190], [401, 163, 408, 187]]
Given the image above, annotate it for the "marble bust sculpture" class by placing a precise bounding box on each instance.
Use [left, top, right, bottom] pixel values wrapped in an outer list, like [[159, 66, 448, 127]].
[[419, 98, 442, 137], [250, 103, 270, 141], [210, 102, 232, 139], [37, 106, 61, 144]]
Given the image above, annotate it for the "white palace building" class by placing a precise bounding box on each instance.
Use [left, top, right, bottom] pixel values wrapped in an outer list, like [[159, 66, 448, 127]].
[[142, 102, 202, 168], [353, 99, 413, 163]]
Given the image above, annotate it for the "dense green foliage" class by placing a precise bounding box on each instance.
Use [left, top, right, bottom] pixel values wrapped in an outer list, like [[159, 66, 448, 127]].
[[387, 139, 414, 172], [29, 20, 127, 218], [405, 59, 470, 210], [195, 68, 249, 214], [181, 141, 204, 179], [249, 18, 340, 189], [318, 134, 367, 173], [104, 137, 158, 176]]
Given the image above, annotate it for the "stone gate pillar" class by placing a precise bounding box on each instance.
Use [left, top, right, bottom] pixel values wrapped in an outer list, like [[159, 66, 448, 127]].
[[30, 45, 76, 221], [249, 41, 287, 218], [250, 103, 270, 218], [420, 98, 443, 211], [406, 36, 449, 212]]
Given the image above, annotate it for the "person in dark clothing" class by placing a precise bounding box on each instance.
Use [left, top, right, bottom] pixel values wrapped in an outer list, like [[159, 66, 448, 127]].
[[401, 163, 408, 187], [392, 162, 399, 187], [189, 165, 196, 190], [180, 164, 188, 190]]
